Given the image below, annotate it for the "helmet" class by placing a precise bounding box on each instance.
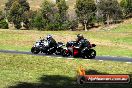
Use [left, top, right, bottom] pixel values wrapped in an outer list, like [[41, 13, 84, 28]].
[[46, 35, 52, 40], [77, 34, 84, 40]]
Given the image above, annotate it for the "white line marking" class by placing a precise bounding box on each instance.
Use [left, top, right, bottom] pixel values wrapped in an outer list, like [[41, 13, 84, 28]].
[[99, 60, 103, 62], [126, 62, 132, 64], [83, 59, 90, 60], [67, 58, 74, 60], [46, 56, 51, 58], [57, 57, 62, 58]]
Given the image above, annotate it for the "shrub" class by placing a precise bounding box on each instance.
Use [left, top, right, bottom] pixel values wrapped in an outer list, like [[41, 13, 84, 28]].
[[14, 23, 22, 29], [0, 20, 9, 29]]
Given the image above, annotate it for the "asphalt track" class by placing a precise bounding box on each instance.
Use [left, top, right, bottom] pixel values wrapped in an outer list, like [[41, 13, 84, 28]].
[[0, 50, 132, 63]]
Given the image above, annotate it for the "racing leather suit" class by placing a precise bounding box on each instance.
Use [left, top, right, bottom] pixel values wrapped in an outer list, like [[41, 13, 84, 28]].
[[47, 38, 57, 51], [76, 38, 90, 53]]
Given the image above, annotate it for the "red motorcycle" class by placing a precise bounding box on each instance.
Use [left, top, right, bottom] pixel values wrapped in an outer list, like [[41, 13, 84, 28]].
[[61, 41, 96, 59]]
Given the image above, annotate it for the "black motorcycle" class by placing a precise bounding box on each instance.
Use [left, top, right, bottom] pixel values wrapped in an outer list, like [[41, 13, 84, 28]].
[[61, 41, 96, 59], [31, 39, 64, 55]]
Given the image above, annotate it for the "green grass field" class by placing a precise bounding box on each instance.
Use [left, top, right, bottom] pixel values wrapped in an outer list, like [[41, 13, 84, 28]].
[[0, 23, 131, 88], [0, 1, 131, 88], [0, 21, 132, 57], [0, 53, 131, 88]]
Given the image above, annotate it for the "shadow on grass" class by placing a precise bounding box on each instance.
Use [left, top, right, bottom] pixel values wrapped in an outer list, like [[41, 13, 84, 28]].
[[8, 70, 132, 88]]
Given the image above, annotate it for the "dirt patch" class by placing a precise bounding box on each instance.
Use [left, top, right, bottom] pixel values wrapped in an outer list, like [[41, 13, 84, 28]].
[[91, 39, 132, 50]]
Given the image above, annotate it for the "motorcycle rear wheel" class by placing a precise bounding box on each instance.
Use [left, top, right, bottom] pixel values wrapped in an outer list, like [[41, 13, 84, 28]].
[[31, 47, 40, 54]]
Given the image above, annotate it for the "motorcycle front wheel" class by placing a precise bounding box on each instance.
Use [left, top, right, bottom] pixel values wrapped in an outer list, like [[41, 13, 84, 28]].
[[86, 49, 96, 59], [61, 49, 70, 57], [31, 47, 40, 54]]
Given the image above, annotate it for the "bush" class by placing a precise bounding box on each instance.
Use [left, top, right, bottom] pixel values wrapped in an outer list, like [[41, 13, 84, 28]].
[[14, 22, 22, 29], [0, 20, 9, 29], [61, 21, 71, 30], [32, 14, 45, 30], [46, 23, 60, 31], [69, 20, 78, 30], [120, 0, 132, 18], [46, 21, 71, 30]]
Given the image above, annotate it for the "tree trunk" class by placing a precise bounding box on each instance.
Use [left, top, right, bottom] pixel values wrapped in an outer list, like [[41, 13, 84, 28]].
[[107, 14, 110, 26], [84, 23, 87, 31]]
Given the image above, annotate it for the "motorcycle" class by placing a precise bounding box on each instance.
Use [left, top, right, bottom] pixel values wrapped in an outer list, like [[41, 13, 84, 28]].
[[31, 39, 64, 55], [61, 41, 96, 59]]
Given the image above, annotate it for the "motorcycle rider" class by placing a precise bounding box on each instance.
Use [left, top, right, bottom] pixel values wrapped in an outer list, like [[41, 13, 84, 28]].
[[76, 34, 90, 53], [44, 35, 57, 54], [46, 35, 57, 52]]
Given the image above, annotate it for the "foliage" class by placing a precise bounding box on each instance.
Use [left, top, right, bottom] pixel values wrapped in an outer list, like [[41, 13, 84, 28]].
[[5, 0, 30, 11], [0, 10, 8, 29], [32, 13, 46, 30], [6, 0, 30, 29], [0, 11, 4, 20], [40, 0, 54, 30], [75, 0, 96, 29], [97, 0, 123, 25], [120, 0, 132, 18], [69, 19, 78, 30], [38, 0, 70, 30], [57, 0, 69, 23], [2, 0, 131, 30], [0, 19, 9, 29], [28, 10, 38, 29], [14, 22, 22, 29], [5, 0, 16, 10]]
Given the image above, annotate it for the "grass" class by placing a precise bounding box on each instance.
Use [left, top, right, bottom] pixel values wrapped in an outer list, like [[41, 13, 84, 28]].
[[0, 24, 132, 57], [96, 45, 132, 57], [0, 53, 131, 88], [0, 1, 131, 88], [110, 23, 132, 33]]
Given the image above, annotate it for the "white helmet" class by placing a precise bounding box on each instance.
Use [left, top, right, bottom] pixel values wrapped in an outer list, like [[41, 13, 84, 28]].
[[46, 35, 52, 40]]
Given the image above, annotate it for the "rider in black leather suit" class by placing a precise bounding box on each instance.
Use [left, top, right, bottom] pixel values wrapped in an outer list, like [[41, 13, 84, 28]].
[[46, 35, 57, 51], [76, 34, 90, 53]]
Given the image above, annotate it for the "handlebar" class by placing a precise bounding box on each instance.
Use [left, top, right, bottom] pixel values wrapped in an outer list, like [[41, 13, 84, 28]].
[[92, 44, 96, 47]]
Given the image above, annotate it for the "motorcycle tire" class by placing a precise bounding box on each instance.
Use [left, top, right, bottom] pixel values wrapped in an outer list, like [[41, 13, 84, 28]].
[[31, 47, 40, 54], [61, 49, 69, 57], [86, 49, 96, 59], [45, 52, 53, 55]]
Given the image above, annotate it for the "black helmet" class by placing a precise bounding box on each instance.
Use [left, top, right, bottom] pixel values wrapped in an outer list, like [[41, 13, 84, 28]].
[[76, 34, 84, 41], [77, 34, 83, 39]]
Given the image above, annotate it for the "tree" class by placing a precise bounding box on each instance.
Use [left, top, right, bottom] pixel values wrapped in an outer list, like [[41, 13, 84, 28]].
[[9, 1, 22, 29], [56, 0, 69, 23], [41, 0, 58, 30], [69, 19, 78, 31], [120, 0, 132, 18], [97, 0, 122, 25], [0, 11, 4, 20], [5, 0, 16, 10], [0, 19, 9, 29], [75, 0, 96, 31], [0, 11, 8, 29], [5, 0, 30, 12], [27, 10, 38, 29], [40, 0, 70, 30], [6, 0, 30, 29], [32, 13, 45, 30]]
